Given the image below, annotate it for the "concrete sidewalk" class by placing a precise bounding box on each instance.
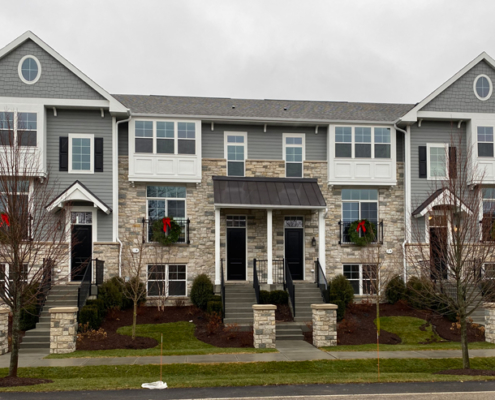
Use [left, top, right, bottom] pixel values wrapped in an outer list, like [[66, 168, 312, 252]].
[[1, 343, 495, 368]]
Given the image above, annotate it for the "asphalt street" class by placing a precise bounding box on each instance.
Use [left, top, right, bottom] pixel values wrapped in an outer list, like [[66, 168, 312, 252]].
[[2, 381, 495, 400]]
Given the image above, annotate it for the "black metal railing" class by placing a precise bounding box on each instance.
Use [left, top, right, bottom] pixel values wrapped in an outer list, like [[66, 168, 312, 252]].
[[95, 259, 104, 285], [253, 259, 261, 304], [338, 220, 384, 245], [220, 259, 225, 319], [284, 258, 296, 316], [77, 260, 92, 310], [38, 258, 53, 317], [142, 218, 190, 244], [315, 258, 329, 303], [251, 258, 285, 284]]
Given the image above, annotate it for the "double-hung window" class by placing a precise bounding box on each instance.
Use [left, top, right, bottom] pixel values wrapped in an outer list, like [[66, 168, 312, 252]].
[[478, 126, 494, 157], [482, 188, 495, 241], [284, 134, 304, 178], [147, 264, 187, 297], [0, 111, 37, 147], [335, 126, 391, 159], [225, 133, 246, 177], [68, 134, 93, 173], [343, 264, 377, 295], [0, 180, 30, 240], [147, 186, 186, 242], [427, 143, 448, 179], [341, 189, 378, 243], [135, 121, 196, 155]]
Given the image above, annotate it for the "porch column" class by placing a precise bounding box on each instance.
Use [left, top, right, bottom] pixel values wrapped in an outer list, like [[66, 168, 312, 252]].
[[318, 209, 326, 275], [215, 208, 221, 285], [267, 209, 273, 285]]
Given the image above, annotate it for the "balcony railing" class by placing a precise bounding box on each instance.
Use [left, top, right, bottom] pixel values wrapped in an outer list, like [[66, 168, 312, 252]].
[[252, 258, 285, 284], [338, 220, 383, 245], [142, 218, 190, 244]]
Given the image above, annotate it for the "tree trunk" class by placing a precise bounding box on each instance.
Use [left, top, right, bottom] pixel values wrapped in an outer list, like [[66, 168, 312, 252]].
[[460, 312, 470, 369], [132, 300, 137, 340], [9, 297, 21, 377]]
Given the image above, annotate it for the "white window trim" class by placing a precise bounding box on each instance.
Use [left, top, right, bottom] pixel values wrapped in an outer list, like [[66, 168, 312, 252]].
[[476, 125, 494, 158], [146, 264, 187, 297], [341, 191, 379, 244], [0, 110, 39, 150], [342, 264, 376, 296], [333, 126, 392, 160], [68, 133, 94, 174], [18, 55, 42, 85], [427, 143, 449, 180], [283, 133, 305, 177], [224, 131, 247, 177], [474, 74, 493, 101]]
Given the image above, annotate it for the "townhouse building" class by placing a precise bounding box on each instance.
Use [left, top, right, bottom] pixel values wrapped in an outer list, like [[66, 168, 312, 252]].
[[1, 31, 494, 320]]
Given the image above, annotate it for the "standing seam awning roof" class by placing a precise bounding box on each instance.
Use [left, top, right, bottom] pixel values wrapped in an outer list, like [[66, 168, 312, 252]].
[[213, 176, 326, 209]]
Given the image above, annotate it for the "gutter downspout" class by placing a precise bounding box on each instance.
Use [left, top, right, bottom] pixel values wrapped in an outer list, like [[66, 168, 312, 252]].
[[116, 113, 132, 277], [394, 120, 410, 283]]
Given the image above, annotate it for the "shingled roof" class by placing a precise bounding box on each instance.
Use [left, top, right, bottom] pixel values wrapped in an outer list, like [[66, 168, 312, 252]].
[[113, 94, 414, 122]]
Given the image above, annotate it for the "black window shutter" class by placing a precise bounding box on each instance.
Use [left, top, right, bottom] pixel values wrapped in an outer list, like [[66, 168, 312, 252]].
[[59, 137, 68, 172], [419, 146, 427, 178], [95, 138, 104, 172], [449, 146, 457, 179]]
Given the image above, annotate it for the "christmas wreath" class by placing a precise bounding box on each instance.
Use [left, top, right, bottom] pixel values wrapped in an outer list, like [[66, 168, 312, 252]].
[[348, 219, 377, 246], [151, 217, 182, 246]]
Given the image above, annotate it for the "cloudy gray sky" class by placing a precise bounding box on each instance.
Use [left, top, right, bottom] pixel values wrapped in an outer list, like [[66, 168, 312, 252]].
[[1, 0, 493, 104]]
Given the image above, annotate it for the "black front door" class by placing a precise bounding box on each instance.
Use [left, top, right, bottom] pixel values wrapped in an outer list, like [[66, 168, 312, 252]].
[[227, 228, 246, 280], [285, 228, 304, 280], [71, 225, 92, 281], [430, 227, 448, 280]]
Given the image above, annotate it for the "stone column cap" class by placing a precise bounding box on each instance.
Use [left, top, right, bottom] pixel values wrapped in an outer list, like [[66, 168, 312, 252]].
[[0, 307, 10, 314], [49, 307, 79, 313], [483, 302, 495, 309], [252, 304, 277, 310], [311, 303, 338, 310]]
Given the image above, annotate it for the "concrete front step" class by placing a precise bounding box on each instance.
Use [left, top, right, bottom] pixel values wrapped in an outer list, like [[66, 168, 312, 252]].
[[223, 318, 253, 325], [22, 336, 50, 344], [20, 342, 50, 349]]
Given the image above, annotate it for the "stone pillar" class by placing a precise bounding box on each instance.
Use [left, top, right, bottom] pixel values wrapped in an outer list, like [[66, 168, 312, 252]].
[[267, 209, 273, 285], [49, 307, 78, 354], [318, 209, 326, 273], [484, 303, 495, 343], [0, 308, 9, 355], [312, 303, 338, 347], [253, 304, 276, 349], [215, 208, 221, 285]]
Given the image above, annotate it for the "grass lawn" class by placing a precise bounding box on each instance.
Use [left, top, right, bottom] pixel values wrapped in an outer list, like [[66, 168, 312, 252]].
[[47, 322, 275, 359], [323, 316, 495, 352], [2, 357, 495, 392]]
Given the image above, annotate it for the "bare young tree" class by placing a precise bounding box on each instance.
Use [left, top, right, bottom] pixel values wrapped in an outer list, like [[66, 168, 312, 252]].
[[0, 112, 69, 377], [407, 131, 495, 369]]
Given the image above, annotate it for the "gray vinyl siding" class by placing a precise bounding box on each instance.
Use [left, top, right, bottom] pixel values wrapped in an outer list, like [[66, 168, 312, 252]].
[[422, 60, 495, 113], [201, 123, 327, 160], [0, 39, 104, 100], [118, 122, 129, 156], [46, 109, 113, 241], [396, 130, 404, 162]]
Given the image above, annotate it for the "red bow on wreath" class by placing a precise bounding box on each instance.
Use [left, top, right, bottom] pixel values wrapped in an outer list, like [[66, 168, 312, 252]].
[[0, 213, 9, 227], [356, 220, 366, 233], [162, 217, 171, 232]]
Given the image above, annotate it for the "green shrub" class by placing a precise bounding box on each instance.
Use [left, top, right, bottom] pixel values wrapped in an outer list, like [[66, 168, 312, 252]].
[[406, 276, 434, 309], [79, 305, 102, 330], [481, 281, 495, 301], [385, 275, 406, 304], [206, 301, 222, 315], [20, 305, 38, 331], [86, 298, 106, 317], [121, 278, 147, 310], [209, 295, 222, 302], [328, 274, 354, 321], [259, 290, 270, 304], [190, 274, 213, 310], [98, 277, 123, 310], [270, 290, 288, 305], [431, 299, 457, 322]]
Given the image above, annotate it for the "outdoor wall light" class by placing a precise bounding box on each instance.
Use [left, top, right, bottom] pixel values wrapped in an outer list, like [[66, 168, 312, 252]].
[[311, 237, 316, 247]]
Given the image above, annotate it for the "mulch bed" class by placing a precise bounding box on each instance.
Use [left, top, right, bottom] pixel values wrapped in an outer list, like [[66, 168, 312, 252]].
[[0, 377, 53, 387], [276, 304, 293, 322], [435, 369, 495, 376], [337, 300, 485, 346], [77, 305, 255, 351]]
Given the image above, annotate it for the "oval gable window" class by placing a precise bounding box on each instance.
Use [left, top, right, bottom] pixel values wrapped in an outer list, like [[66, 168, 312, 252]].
[[474, 74, 492, 101], [18, 55, 41, 84]]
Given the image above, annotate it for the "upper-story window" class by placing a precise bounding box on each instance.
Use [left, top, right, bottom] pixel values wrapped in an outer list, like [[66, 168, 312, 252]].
[[335, 126, 391, 159], [147, 186, 187, 242], [478, 126, 494, 157], [18, 55, 41, 85], [341, 189, 378, 243], [69, 134, 93, 173], [283, 133, 305, 178], [134, 120, 196, 155], [427, 143, 448, 180], [482, 188, 495, 241], [474, 75, 493, 101], [0, 112, 37, 147], [225, 132, 246, 177]]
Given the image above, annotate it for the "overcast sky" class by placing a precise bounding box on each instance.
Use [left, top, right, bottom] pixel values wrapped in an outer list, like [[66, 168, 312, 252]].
[[1, 0, 494, 104]]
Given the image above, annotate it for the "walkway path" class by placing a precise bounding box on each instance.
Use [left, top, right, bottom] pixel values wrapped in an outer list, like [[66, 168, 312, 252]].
[[1, 344, 495, 369]]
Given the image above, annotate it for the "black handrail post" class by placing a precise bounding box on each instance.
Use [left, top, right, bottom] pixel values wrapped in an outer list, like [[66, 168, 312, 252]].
[[315, 258, 329, 303], [284, 258, 295, 317], [220, 259, 225, 320]]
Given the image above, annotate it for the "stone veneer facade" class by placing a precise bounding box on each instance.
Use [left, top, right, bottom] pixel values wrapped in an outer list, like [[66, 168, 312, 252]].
[[117, 155, 405, 298], [0, 308, 8, 355], [484, 302, 495, 343], [312, 303, 338, 347], [253, 304, 276, 348], [49, 307, 78, 354]]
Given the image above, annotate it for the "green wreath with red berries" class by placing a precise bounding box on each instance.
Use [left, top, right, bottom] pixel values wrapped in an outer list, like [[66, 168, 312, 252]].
[[151, 217, 182, 246], [348, 219, 377, 246]]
